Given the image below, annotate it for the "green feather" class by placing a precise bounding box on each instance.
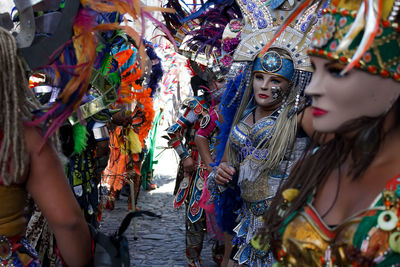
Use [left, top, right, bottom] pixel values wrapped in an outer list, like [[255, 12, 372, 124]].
[[73, 123, 89, 154]]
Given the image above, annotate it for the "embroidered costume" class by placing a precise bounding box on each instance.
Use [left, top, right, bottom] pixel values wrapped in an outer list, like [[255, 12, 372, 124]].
[[167, 95, 211, 266]]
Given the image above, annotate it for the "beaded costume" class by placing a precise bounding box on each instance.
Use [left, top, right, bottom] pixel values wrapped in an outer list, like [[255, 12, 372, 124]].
[[278, 175, 400, 266], [231, 110, 308, 266]]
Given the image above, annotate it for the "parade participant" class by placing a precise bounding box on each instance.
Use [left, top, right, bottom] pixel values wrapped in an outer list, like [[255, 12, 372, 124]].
[[141, 42, 164, 190], [193, 73, 228, 265], [259, 0, 400, 266], [167, 73, 214, 266], [0, 26, 91, 267], [180, 4, 243, 265], [213, 1, 317, 265]]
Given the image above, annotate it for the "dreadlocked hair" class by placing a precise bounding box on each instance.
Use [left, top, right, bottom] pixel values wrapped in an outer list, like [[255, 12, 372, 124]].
[[0, 27, 38, 186], [258, 99, 400, 248]]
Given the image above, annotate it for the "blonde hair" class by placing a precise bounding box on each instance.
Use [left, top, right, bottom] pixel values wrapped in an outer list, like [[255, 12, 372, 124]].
[[227, 48, 298, 176], [0, 27, 38, 185]]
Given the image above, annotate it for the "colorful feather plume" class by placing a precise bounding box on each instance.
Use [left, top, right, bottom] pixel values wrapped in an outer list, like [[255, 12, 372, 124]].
[[28, 0, 175, 139], [214, 64, 248, 165], [338, 0, 383, 74], [73, 122, 89, 154], [185, 2, 242, 59]]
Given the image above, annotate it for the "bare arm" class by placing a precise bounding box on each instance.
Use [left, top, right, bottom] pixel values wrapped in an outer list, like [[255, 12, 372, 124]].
[[215, 144, 235, 185], [195, 135, 213, 173], [24, 126, 91, 267]]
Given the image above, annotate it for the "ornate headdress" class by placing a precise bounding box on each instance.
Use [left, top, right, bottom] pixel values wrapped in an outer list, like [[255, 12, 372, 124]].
[[162, 0, 243, 102], [307, 0, 400, 82], [216, 0, 320, 169]]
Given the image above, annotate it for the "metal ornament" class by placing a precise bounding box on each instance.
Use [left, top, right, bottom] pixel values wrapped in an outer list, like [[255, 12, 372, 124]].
[[200, 114, 211, 129], [261, 51, 283, 73], [0, 236, 12, 261], [271, 86, 282, 100]]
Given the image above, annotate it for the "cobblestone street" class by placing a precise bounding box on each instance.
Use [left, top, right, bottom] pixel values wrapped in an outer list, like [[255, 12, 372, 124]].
[[99, 148, 217, 267]]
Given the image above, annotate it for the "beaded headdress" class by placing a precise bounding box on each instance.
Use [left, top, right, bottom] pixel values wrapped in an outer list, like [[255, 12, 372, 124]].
[[307, 0, 400, 82], [215, 1, 320, 167]]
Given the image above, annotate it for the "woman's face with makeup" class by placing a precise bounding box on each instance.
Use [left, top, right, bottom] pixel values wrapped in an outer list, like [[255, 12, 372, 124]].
[[305, 57, 400, 132], [253, 72, 290, 110]]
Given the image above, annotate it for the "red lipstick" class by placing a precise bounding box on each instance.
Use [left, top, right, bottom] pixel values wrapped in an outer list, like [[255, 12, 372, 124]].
[[258, 94, 269, 99], [312, 107, 328, 117]]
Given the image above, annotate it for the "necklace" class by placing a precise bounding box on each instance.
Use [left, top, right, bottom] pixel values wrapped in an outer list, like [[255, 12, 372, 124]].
[[252, 109, 256, 124], [321, 166, 342, 219]]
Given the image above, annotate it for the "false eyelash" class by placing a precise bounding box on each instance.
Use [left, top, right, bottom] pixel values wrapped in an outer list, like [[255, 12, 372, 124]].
[[327, 66, 348, 78]]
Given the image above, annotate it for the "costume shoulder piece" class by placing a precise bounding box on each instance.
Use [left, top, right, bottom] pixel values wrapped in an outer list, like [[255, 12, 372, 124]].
[[182, 96, 210, 115]]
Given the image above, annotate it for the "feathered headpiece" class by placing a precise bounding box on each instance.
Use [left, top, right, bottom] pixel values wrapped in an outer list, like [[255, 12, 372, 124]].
[[4, 0, 175, 139]]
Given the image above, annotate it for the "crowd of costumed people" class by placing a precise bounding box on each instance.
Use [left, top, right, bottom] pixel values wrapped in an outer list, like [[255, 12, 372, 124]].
[[1, 0, 400, 266]]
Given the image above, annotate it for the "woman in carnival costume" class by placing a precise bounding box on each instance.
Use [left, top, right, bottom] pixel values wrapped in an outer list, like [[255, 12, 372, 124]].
[[212, 1, 320, 266], [259, 0, 400, 266]]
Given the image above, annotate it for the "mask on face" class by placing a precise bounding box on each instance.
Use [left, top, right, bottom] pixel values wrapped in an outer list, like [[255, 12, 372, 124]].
[[304, 0, 400, 132], [306, 57, 400, 132]]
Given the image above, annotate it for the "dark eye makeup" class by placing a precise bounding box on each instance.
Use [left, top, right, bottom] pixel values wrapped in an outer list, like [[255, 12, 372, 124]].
[[271, 78, 281, 84], [326, 62, 348, 78], [255, 74, 264, 80]]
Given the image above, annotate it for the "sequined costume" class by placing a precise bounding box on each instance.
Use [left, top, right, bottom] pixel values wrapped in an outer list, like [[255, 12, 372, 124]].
[[167, 96, 210, 266], [275, 174, 400, 266], [226, 107, 306, 266], [196, 107, 226, 264], [197, 108, 223, 241]]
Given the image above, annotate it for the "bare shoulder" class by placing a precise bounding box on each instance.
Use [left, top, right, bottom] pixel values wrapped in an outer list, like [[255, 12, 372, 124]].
[[23, 125, 43, 150]]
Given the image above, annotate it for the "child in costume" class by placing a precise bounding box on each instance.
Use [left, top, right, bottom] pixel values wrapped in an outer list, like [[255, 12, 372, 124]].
[[260, 0, 400, 266]]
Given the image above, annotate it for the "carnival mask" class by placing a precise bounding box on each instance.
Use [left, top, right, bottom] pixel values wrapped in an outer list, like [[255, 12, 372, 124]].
[[306, 57, 400, 133], [253, 72, 290, 110]]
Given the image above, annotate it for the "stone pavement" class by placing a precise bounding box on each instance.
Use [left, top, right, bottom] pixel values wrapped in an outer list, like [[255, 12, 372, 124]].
[[99, 148, 218, 267]]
